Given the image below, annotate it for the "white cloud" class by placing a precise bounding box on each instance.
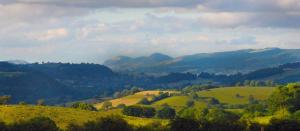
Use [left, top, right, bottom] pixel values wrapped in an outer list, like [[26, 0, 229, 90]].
[[0, 0, 299, 63], [26, 28, 69, 41]]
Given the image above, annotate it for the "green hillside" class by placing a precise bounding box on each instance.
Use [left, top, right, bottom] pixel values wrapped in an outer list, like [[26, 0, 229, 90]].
[[95, 87, 275, 112], [0, 105, 168, 129], [197, 87, 275, 104], [152, 96, 206, 111], [95, 91, 178, 109]]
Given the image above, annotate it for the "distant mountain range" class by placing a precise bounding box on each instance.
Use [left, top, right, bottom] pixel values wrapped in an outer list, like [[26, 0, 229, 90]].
[[104, 48, 300, 74], [1, 48, 300, 104]]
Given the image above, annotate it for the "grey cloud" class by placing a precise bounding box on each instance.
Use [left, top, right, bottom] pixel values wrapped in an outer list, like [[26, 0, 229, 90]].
[[1, 0, 203, 8], [201, 0, 300, 12]]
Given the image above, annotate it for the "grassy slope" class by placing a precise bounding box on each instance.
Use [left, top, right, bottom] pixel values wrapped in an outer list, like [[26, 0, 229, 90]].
[[197, 87, 275, 104], [0, 87, 276, 129], [95, 91, 177, 109], [0, 105, 168, 129], [152, 96, 206, 111]]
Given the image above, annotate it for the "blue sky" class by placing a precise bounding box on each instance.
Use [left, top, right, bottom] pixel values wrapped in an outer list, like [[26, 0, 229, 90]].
[[0, 0, 300, 63]]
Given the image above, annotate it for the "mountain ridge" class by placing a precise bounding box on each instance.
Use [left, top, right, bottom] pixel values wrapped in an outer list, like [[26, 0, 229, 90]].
[[104, 48, 300, 74]]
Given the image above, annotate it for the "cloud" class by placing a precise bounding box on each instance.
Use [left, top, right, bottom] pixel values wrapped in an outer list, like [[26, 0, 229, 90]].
[[26, 28, 69, 41], [0, 0, 300, 63], [1, 0, 202, 8]]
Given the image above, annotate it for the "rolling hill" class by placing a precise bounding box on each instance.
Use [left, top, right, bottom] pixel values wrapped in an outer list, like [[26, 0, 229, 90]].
[[0, 62, 77, 104], [95, 87, 275, 111], [95, 91, 178, 109], [104, 48, 300, 74], [197, 87, 275, 104], [0, 105, 167, 130]]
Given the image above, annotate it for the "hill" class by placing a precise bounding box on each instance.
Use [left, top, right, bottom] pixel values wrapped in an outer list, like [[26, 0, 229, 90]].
[[95, 91, 178, 109], [0, 62, 77, 104], [0, 105, 167, 129], [104, 48, 300, 74], [104, 53, 173, 72], [95, 87, 275, 111], [241, 62, 300, 84], [0, 62, 133, 104], [197, 87, 275, 104]]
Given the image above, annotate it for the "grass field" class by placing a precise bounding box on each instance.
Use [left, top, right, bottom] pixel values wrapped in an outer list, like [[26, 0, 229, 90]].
[[0, 87, 277, 129], [95, 90, 178, 109], [152, 96, 207, 111], [0, 105, 168, 129], [197, 87, 275, 104]]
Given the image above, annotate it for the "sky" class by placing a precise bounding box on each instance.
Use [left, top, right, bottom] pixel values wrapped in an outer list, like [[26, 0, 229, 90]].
[[0, 0, 300, 63]]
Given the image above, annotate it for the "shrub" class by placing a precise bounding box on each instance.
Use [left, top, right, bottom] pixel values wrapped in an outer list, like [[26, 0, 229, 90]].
[[0, 121, 7, 131], [266, 118, 300, 131], [186, 100, 194, 107], [134, 121, 168, 131], [123, 105, 156, 118], [208, 98, 220, 105], [71, 102, 97, 111], [157, 106, 176, 119], [138, 98, 150, 105], [116, 104, 126, 109], [67, 115, 132, 131], [169, 118, 199, 131], [10, 116, 59, 131]]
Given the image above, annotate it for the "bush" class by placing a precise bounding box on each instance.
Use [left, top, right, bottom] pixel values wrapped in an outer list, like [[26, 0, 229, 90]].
[[0, 121, 7, 131], [134, 122, 168, 131], [123, 105, 156, 118], [138, 98, 150, 105], [71, 102, 97, 111], [169, 118, 199, 131], [157, 106, 176, 119], [67, 116, 132, 131], [208, 98, 220, 105], [116, 104, 126, 109], [266, 118, 300, 131], [186, 100, 194, 107], [10, 116, 59, 131]]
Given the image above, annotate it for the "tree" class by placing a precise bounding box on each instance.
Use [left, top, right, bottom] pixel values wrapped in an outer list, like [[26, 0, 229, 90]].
[[122, 106, 156, 118], [250, 80, 256, 87], [248, 95, 258, 104], [235, 93, 241, 98], [266, 118, 300, 131], [206, 108, 240, 123], [67, 116, 132, 131], [186, 100, 195, 107], [71, 102, 97, 111], [113, 92, 121, 98], [208, 98, 220, 105], [138, 98, 150, 105], [157, 106, 176, 119], [244, 80, 250, 86], [116, 104, 126, 109], [37, 99, 45, 106], [267, 85, 297, 114], [0, 121, 7, 131], [10, 117, 59, 131], [235, 82, 242, 87], [170, 118, 199, 131], [0, 95, 11, 105], [191, 92, 199, 100], [266, 80, 275, 87], [102, 101, 112, 110]]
